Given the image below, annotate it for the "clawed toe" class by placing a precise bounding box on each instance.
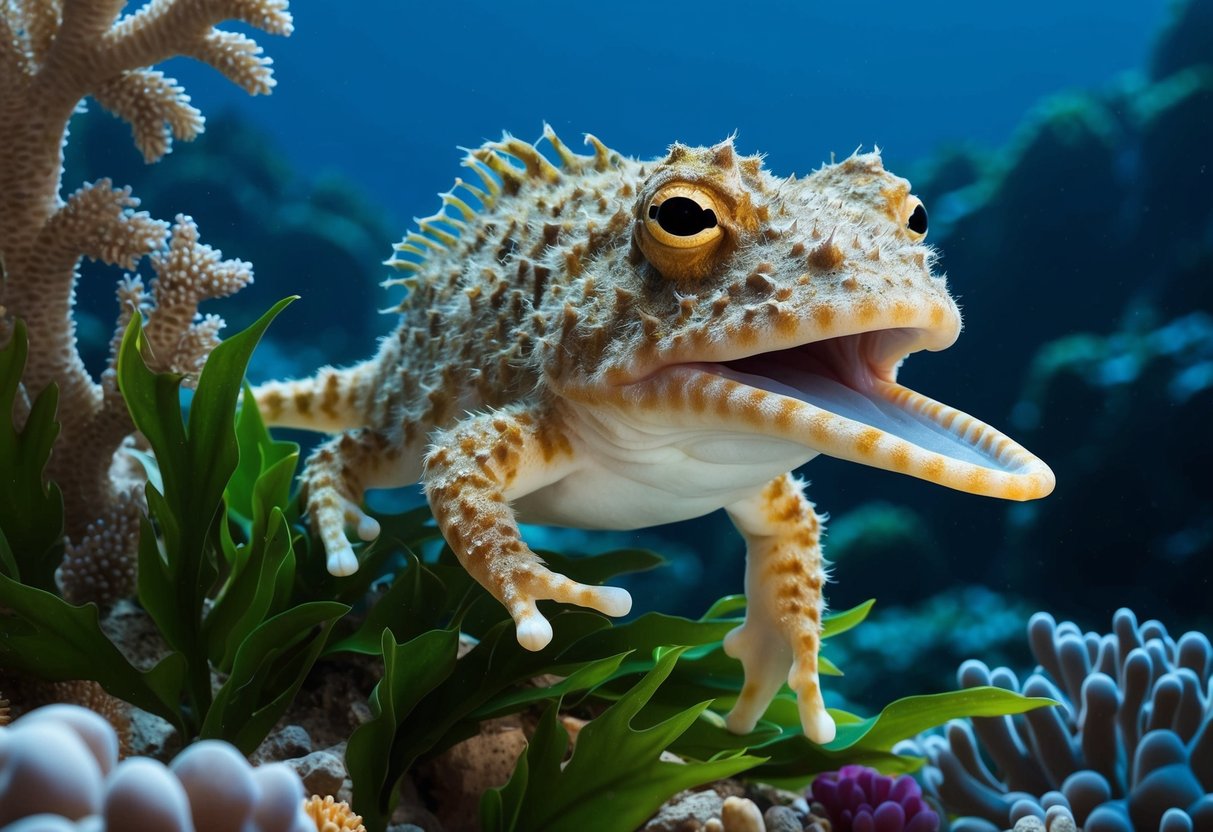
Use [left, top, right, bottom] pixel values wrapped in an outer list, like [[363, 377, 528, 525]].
[[514, 610, 554, 651], [326, 542, 360, 577], [336, 494, 380, 541], [563, 582, 632, 617], [310, 489, 381, 577], [800, 700, 836, 744], [503, 568, 633, 651]]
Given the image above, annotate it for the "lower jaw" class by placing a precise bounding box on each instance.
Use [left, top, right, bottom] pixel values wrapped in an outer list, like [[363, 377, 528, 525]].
[[654, 363, 1055, 502]]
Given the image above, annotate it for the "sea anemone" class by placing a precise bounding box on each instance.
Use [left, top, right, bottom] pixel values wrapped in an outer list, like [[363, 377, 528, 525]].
[[810, 764, 941, 832], [903, 608, 1213, 832]]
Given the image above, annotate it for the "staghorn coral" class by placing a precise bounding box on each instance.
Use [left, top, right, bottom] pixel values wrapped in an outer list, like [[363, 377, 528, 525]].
[[903, 608, 1213, 832], [0, 703, 314, 831], [0, 0, 291, 602]]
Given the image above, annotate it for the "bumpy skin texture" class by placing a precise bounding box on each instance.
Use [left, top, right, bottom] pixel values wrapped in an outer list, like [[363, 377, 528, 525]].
[[255, 130, 1055, 744]]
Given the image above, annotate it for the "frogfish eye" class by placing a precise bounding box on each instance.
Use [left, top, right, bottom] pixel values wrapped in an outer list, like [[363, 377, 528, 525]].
[[907, 202, 928, 235], [648, 196, 718, 237], [637, 183, 727, 281]]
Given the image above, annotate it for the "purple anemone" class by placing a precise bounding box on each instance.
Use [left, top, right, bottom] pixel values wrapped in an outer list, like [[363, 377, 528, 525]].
[[811, 764, 941, 832]]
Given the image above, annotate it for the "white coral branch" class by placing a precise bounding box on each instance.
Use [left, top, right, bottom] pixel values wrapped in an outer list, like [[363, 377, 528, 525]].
[[0, 8, 27, 80], [92, 69, 204, 162], [27, 0, 291, 156], [56, 0, 125, 48], [186, 28, 274, 95], [19, 0, 63, 65], [58, 483, 143, 604], [175, 312, 225, 380], [102, 0, 293, 77], [101, 275, 151, 393], [141, 215, 252, 376], [37, 180, 169, 272]]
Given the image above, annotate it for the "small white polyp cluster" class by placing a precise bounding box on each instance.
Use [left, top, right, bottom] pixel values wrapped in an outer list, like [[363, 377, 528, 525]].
[[0, 705, 314, 832]]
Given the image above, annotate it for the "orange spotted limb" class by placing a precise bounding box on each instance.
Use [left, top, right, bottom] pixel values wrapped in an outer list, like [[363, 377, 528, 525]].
[[300, 427, 403, 576], [423, 406, 632, 651], [723, 474, 835, 744]]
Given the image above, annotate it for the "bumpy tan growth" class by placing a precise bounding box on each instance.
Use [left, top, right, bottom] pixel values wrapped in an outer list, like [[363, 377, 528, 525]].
[[0, 0, 291, 601], [257, 128, 1054, 743]]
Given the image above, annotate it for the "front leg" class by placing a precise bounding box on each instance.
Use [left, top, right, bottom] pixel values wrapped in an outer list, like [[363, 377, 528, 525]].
[[423, 405, 632, 651], [724, 474, 835, 744]]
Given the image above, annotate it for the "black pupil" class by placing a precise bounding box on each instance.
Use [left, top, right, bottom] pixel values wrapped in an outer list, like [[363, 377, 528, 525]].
[[908, 203, 928, 234], [648, 197, 718, 237]]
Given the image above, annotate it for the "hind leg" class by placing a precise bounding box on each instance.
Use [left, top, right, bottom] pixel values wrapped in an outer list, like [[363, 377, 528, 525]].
[[724, 474, 835, 744], [302, 427, 408, 576]]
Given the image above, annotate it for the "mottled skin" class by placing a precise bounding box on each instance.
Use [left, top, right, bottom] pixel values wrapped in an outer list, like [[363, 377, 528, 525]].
[[255, 129, 1054, 744]]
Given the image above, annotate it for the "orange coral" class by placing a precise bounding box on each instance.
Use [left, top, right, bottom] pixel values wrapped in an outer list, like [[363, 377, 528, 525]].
[[49, 680, 132, 758], [303, 795, 366, 832]]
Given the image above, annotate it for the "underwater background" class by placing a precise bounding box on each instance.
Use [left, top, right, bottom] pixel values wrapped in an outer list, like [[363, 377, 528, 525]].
[[66, 0, 1212, 711]]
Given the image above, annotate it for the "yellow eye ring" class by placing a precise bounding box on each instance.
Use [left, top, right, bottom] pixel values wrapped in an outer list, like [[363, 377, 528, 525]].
[[637, 183, 727, 281]]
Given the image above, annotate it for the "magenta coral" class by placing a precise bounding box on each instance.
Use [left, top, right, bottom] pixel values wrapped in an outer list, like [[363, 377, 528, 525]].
[[811, 764, 941, 832]]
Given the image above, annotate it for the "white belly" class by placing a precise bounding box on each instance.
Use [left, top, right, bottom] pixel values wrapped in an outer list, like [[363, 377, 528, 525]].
[[511, 408, 817, 529]]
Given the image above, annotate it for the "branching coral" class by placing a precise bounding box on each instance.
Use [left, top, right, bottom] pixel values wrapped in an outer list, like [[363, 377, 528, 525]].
[[0, 0, 291, 602], [903, 608, 1213, 832]]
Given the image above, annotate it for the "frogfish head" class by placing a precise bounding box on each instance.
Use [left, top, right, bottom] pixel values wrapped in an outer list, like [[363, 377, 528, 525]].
[[559, 135, 1054, 502]]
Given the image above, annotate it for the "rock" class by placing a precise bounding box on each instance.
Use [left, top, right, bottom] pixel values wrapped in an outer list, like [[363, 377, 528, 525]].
[[721, 796, 765, 832], [642, 789, 726, 831], [419, 718, 527, 832], [763, 804, 802, 832], [252, 724, 314, 765], [285, 748, 347, 799]]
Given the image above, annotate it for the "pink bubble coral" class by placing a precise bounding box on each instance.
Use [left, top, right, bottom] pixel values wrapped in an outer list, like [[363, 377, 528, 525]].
[[811, 764, 941, 832]]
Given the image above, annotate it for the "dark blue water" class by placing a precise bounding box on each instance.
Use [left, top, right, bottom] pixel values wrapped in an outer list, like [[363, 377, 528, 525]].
[[167, 0, 1169, 225]]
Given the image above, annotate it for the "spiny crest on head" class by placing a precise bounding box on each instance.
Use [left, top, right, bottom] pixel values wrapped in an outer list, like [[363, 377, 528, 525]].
[[660, 135, 764, 182], [381, 125, 620, 304], [648, 135, 771, 240]]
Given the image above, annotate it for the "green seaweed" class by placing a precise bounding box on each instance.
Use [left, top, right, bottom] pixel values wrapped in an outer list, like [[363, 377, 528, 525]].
[[339, 535, 1054, 830], [2, 299, 351, 752], [0, 320, 65, 590], [481, 648, 765, 832]]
